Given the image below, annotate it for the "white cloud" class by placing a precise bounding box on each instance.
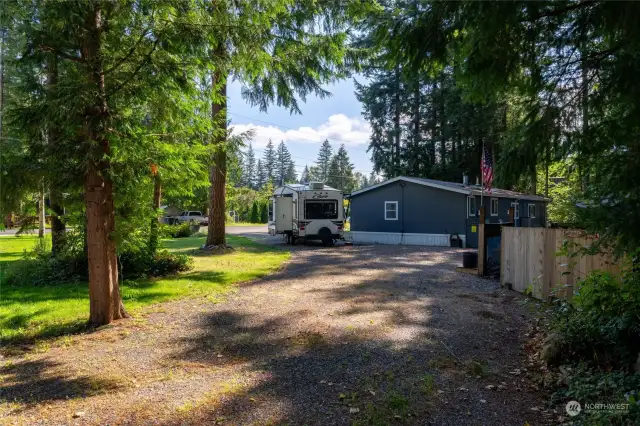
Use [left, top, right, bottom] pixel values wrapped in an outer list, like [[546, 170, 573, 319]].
[[231, 114, 371, 148]]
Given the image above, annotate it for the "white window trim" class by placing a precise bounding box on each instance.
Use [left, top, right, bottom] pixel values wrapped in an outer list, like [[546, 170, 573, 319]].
[[490, 198, 499, 216], [468, 196, 476, 217], [512, 202, 520, 219], [528, 203, 536, 218], [385, 201, 398, 221]]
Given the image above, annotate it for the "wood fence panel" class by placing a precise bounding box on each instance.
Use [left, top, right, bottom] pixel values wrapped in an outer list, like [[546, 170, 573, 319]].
[[500, 227, 623, 300]]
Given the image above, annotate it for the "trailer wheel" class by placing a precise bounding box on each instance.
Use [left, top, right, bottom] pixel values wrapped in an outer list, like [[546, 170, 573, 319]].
[[319, 227, 333, 246]]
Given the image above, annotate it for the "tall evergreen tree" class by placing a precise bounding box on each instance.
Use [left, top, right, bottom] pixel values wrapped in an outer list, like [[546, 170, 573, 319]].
[[326, 144, 356, 192], [275, 140, 292, 186], [204, 0, 374, 247], [243, 143, 256, 189], [262, 139, 276, 185], [299, 165, 310, 184], [286, 160, 297, 184], [315, 140, 333, 182], [255, 159, 267, 189]]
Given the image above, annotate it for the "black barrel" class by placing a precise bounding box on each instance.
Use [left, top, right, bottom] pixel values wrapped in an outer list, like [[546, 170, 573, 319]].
[[462, 251, 478, 269]]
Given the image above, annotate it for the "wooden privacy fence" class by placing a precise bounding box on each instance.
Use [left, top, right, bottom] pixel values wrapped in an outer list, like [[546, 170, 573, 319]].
[[501, 227, 623, 300]]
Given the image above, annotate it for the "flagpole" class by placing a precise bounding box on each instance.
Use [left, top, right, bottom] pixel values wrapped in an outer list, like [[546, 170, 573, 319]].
[[480, 140, 484, 212]]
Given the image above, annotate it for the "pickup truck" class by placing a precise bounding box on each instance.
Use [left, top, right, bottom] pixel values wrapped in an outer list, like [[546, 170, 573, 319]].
[[167, 211, 208, 226]]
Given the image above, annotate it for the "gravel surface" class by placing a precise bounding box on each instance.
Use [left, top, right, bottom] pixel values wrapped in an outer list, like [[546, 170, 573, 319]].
[[1, 240, 546, 425]]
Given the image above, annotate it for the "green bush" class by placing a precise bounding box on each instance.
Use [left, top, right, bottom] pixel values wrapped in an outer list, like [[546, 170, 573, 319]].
[[159, 222, 195, 238], [260, 202, 268, 223], [552, 366, 640, 425], [545, 270, 640, 425], [3, 234, 194, 287], [550, 271, 640, 370], [119, 249, 193, 279], [250, 201, 260, 223]]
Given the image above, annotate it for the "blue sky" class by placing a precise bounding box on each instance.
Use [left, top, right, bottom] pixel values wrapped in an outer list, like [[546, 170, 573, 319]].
[[228, 77, 374, 177]]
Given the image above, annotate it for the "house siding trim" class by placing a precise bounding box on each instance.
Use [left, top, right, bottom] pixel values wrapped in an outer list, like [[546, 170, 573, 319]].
[[347, 231, 466, 247]]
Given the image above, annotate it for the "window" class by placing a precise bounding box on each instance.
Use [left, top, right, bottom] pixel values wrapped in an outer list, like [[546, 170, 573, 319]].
[[268, 201, 274, 222], [468, 196, 476, 217], [491, 198, 499, 216], [189, 211, 201, 216], [293, 200, 297, 219], [512, 202, 520, 219], [305, 200, 338, 220], [385, 201, 398, 220], [528, 204, 536, 218]]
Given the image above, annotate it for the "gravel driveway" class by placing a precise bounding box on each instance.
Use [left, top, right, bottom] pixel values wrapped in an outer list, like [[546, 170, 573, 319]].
[[1, 242, 546, 425]]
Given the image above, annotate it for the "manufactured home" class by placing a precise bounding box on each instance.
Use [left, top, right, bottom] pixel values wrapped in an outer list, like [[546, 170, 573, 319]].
[[348, 176, 549, 248], [268, 182, 345, 245]]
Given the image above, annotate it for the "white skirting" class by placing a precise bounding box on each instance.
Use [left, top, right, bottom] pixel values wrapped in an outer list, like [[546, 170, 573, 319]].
[[346, 231, 466, 247]]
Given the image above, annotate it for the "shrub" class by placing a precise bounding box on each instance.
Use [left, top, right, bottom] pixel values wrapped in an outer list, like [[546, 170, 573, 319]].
[[119, 249, 193, 279], [260, 202, 268, 223], [3, 239, 193, 287], [550, 271, 640, 370], [249, 201, 260, 223], [159, 222, 195, 239], [543, 270, 640, 425], [552, 366, 640, 425]]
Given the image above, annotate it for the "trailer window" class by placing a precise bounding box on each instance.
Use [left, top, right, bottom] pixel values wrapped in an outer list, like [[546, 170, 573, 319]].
[[305, 200, 338, 220], [268, 201, 274, 222]]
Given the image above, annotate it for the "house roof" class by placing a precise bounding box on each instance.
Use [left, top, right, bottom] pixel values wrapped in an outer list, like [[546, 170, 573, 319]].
[[349, 176, 550, 202]]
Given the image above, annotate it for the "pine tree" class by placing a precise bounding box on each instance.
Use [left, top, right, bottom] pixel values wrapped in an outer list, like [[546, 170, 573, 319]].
[[315, 140, 333, 182], [255, 159, 267, 189], [326, 144, 355, 191], [286, 160, 297, 183], [243, 143, 256, 189], [249, 201, 259, 223], [263, 139, 276, 185], [300, 165, 310, 184], [260, 201, 268, 223], [276, 141, 292, 186]]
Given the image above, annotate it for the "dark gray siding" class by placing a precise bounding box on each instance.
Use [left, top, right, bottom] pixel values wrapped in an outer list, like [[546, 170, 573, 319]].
[[350, 181, 467, 235], [471, 195, 546, 227]]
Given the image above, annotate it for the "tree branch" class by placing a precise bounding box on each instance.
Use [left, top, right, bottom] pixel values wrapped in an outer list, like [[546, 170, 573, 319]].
[[109, 39, 160, 96], [38, 45, 85, 63], [103, 29, 150, 74]]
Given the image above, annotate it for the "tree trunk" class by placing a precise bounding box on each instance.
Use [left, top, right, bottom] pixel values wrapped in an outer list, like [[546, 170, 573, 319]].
[[50, 188, 65, 254], [394, 64, 401, 176], [82, 5, 127, 325], [206, 64, 228, 247], [38, 182, 45, 238], [149, 173, 161, 253], [0, 23, 4, 143], [439, 79, 446, 172], [411, 79, 420, 175], [47, 54, 66, 254]]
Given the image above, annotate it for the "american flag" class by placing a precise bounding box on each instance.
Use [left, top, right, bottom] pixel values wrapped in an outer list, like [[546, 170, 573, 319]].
[[481, 145, 493, 194]]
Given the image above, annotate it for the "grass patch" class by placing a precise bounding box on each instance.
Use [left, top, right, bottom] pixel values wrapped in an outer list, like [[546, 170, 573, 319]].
[[225, 222, 265, 226], [0, 235, 288, 343]]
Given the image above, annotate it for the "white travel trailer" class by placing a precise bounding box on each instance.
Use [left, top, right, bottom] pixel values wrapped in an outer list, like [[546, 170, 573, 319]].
[[268, 182, 345, 245]]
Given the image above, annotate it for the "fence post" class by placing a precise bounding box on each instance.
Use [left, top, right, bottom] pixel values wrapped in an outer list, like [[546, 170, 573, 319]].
[[478, 206, 486, 276]]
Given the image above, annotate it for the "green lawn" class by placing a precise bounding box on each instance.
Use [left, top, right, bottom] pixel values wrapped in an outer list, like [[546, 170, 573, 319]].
[[0, 234, 288, 343], [226, 222, 266, 226]]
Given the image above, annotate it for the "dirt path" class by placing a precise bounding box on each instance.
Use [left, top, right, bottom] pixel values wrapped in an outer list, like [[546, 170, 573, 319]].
[[1, 243, 547, 425]]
